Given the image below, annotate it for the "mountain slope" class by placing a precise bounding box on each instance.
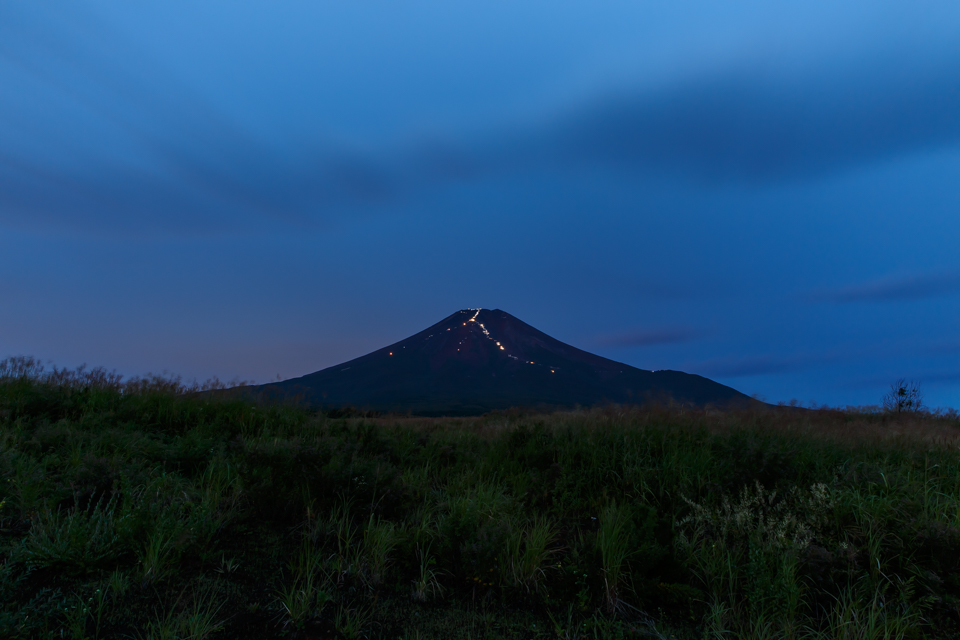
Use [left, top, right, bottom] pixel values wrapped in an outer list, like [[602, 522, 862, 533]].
[[255, 308, 752, 414]]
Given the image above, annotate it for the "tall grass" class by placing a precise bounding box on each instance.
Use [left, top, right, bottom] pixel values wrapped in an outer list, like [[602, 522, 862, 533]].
[[21, 493, 128, 575], [501, 515, 558, 596], [2, 356, 960, 638]]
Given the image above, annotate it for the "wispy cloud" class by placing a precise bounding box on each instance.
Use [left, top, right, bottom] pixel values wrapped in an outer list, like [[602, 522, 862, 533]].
[[846, 369, 960, 390], [926, 340, 960, 356], [595, 326, 698, 348], [697, 338, 960, 382], [917, 371, 960, 384], [692, 355, 808, 378], [690, 347, 857, 378], [813, 272, 960, 303]]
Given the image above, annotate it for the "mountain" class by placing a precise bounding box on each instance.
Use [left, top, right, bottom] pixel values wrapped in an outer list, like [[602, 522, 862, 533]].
[[252, 308, 753, 415]]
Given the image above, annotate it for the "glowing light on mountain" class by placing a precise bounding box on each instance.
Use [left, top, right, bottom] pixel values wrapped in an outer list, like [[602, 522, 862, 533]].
[[451, 309, 543, 366]]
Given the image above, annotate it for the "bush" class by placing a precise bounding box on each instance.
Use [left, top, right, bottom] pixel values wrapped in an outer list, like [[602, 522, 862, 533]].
[[883, 378, 924, 415]]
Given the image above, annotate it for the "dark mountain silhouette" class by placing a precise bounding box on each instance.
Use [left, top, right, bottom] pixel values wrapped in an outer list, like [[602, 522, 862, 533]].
[[253, 308, 753, 415]]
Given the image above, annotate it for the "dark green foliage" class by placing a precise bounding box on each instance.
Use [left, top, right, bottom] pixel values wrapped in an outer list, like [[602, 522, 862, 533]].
[[2, 359, 960, 638]]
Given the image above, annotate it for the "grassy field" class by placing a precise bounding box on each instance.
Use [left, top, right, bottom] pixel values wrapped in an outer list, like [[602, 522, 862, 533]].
[[2, 357, 960, 639]]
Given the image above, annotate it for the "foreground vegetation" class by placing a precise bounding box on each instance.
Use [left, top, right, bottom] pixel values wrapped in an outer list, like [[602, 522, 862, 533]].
[[2, 358, 960, 639]]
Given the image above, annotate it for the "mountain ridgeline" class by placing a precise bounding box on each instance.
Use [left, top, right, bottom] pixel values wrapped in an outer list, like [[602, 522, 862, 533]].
[[253, 309, 752, 415]]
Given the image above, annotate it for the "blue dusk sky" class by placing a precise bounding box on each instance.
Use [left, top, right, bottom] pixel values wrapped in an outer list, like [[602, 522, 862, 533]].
[[2, 1, 959, 408]]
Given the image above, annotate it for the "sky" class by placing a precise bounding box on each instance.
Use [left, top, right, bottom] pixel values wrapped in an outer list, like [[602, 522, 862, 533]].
[[2, 1, 959, 408]]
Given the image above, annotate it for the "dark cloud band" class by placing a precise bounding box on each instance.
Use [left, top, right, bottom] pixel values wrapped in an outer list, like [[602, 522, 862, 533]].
[[536, 55, 960, 183], [2, 8, 959, 236], [595, 326, 698, 347], [814, 272, 960, 303]]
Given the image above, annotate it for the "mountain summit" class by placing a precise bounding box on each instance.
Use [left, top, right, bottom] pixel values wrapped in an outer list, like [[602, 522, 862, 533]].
[[255, 309, 751, 415]]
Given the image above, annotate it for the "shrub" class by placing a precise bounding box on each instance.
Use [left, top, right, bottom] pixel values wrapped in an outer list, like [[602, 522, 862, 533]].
[[883, 378, 924, 415]]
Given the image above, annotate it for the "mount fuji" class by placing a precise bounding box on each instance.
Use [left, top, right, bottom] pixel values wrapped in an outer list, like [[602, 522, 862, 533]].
[[252, 309, 752, 415]]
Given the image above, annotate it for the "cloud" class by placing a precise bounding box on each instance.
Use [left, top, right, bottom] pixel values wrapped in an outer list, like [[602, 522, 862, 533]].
[[530, 53, 960, 183], [918, 371, 960, 384], [926, 340, 960, 356], [814, 272, 960, 303], [3, 4, 960, 236], [690, 346, 856, 378], [0, 5, 399, 236], [692, 354, 807, 378], [595, 326, 698, 347], [0, 146, 396, 235], [846, 370, 960, 390]]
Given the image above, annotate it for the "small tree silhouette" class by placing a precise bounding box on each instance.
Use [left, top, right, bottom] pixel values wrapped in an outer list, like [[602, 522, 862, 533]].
[[882, 378, 923, 415]]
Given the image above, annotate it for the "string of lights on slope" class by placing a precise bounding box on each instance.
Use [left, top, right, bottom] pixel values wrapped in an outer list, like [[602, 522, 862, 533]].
[[389, 309, 557, 373]]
